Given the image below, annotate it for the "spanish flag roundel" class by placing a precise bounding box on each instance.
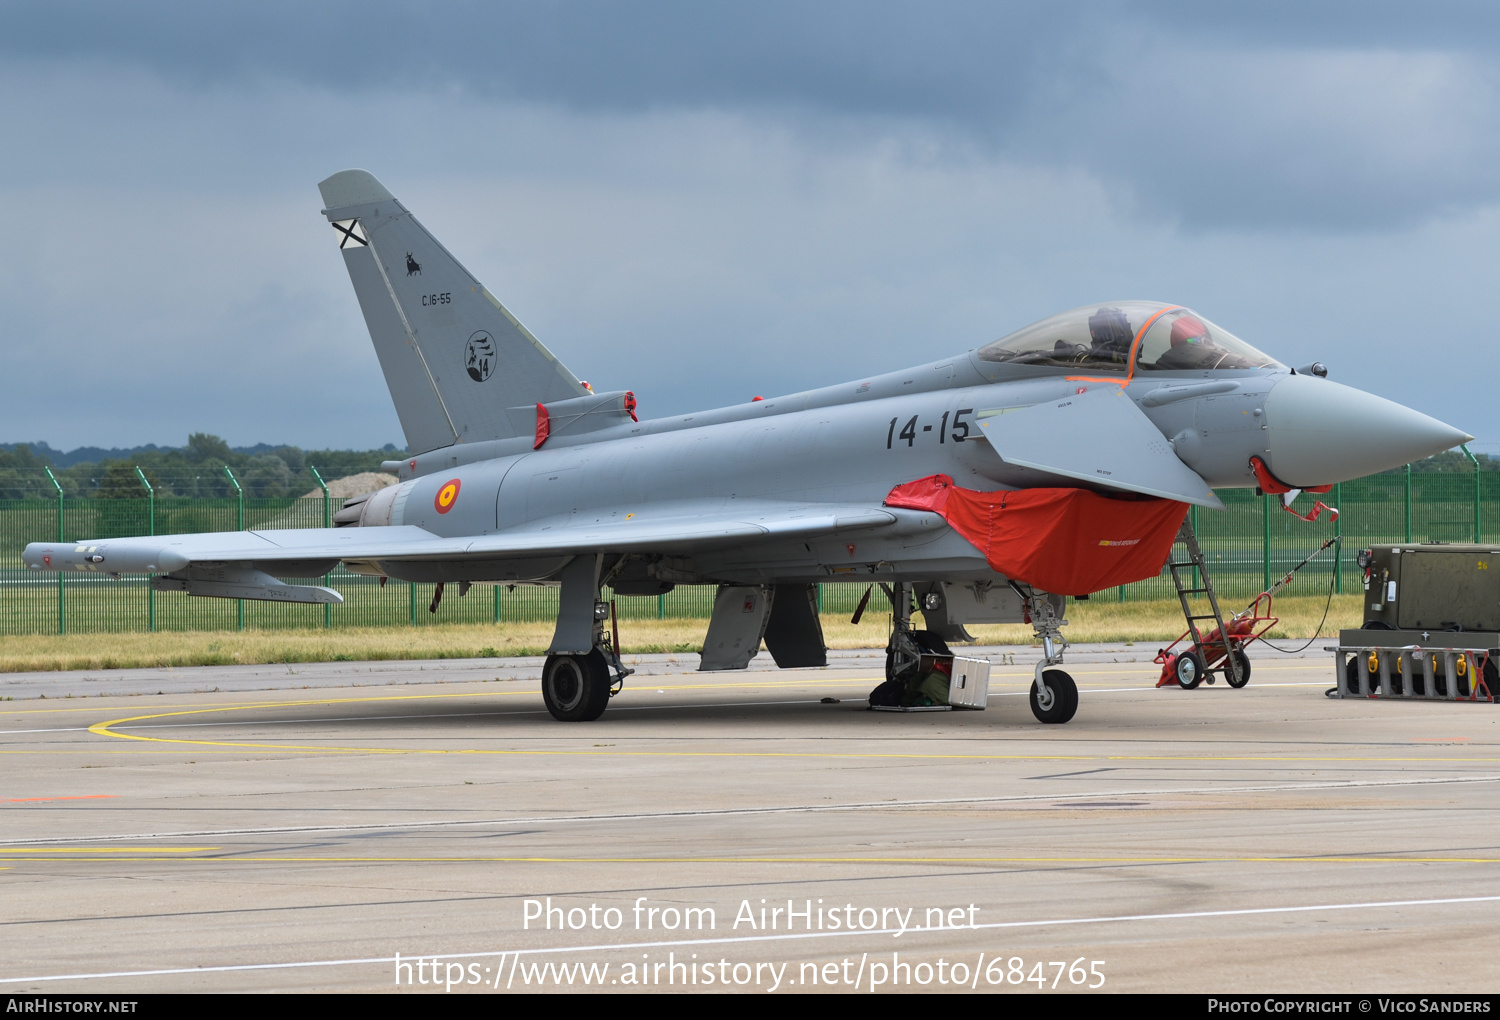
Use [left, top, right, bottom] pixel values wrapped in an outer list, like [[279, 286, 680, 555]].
[[434, 478, 461, 514]]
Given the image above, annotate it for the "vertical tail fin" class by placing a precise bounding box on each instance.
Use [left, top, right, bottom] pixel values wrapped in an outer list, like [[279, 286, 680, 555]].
[[318, 169, 586, 455]]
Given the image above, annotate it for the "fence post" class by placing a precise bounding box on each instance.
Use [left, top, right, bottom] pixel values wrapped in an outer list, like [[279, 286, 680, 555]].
[[224, 466, 245, 631], [1462, 444, 1481, 542], [1333, 482, 1343, 595], [44, 467, 65, 635], [494, 583, 501, 623], [309, 466, 333, 629], [409, 581, 417, 626], [134, 467, 155, 633], [1404, 463, 1413, 543]]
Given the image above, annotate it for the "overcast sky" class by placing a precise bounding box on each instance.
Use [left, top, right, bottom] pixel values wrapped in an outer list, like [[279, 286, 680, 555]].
[[2, 1, 1497, 453]]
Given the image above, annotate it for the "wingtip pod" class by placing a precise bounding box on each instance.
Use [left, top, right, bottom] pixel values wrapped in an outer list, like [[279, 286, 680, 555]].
[[318, 169, 395, 212], [22, 541, 189, 575]]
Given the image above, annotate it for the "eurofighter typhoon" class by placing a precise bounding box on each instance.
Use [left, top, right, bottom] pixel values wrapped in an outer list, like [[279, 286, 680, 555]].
[[24, 171, 1472, 723]]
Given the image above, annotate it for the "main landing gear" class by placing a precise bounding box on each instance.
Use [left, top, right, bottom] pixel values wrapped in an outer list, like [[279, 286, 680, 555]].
[[541, 606, 632, 722], [542, 555, 633, 722]]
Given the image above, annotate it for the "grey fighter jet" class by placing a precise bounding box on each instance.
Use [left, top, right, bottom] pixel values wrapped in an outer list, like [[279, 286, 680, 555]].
[[24, 170, 1472, 724]]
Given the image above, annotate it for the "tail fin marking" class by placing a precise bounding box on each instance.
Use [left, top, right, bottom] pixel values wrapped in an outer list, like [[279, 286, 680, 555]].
[[319, 169, 587, 455]]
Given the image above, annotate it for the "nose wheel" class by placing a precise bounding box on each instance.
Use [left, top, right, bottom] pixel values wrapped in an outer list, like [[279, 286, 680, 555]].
[[1030, 668, 1078, 724]]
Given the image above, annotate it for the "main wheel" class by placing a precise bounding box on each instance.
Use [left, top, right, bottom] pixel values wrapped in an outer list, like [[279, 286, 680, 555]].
[[542, 650, 612, 722], [1030, 668, 1078, 724], [910, 629, 952, 656], [1174, 650, 1205, 689], [1225, 649, 1251, 689]]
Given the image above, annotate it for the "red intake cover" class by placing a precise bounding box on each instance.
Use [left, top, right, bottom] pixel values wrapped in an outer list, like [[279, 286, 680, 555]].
[[885, 474, 1189, 596]]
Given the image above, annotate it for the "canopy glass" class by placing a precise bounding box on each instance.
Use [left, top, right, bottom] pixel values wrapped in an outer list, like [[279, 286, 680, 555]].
[[976, 301, 1281, 374]]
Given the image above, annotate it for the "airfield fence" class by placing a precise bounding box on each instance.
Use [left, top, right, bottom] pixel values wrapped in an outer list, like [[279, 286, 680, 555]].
[[0, 468, 1493, 635]]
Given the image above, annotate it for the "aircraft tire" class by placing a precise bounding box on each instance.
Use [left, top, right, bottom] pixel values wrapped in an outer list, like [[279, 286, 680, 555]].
[[1226, 650, 1251, 689], [885, 629, 951, 681], [1030, 669, 1078, 724], [910, 630, 952, 656], [1174, 651, 1205, 689], [542, 651, 612, 722]]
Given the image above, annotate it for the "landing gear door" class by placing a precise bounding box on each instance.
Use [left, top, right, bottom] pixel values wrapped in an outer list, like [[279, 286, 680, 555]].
[[937, 581, 1027, 624], [763, 583, 827, 668], [699, 585, 773, 671]]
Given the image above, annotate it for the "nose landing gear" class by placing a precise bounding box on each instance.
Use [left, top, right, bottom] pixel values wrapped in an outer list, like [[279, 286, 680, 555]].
[[875, 579, 1078, 723], [1017, 584, 1078, 723]]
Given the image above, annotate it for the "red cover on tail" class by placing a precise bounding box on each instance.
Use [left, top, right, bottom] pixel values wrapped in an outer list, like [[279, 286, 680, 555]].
[[885, 475, 1188, 595]]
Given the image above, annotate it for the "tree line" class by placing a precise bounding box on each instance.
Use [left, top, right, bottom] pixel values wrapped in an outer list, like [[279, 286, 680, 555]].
[[0, 434, 405, 501]]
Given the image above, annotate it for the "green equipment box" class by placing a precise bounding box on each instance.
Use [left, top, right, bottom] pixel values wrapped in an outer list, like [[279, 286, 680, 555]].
[[1356, 543, 1500, 633], [1335, 543, 1500, 701]]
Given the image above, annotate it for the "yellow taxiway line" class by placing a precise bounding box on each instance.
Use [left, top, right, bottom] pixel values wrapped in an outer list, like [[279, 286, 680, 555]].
[[62, 693, 1500, 764]]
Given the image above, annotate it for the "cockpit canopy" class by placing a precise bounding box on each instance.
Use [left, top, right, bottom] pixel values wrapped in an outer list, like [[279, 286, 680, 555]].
[[976, 301, 1281, 374]]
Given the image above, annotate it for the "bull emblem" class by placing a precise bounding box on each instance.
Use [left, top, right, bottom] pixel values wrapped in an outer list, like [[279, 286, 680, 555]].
[[405, 252, 422, 276]]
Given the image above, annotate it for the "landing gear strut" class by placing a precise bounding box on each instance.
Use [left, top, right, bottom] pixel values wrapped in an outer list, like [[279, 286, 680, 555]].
[[1013, 583, 1079, 724], [881, 582, 953, 678], [883, 582, 920, 682]]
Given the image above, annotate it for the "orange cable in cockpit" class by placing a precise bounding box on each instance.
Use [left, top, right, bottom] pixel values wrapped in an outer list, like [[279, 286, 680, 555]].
[[1125, 305, 1182, 381], [1067, 304, 1182, 387]]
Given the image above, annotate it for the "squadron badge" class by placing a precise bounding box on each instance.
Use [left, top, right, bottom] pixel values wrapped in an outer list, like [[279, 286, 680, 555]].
[[466, 331, 496, 382]]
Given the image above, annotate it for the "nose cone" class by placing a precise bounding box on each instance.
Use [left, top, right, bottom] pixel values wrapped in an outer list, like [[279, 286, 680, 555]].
[[1264, 374, 1472, 486]]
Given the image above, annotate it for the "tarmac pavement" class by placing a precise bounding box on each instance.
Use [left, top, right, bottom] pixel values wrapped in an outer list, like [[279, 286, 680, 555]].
[[1, 643, 1497, 994]]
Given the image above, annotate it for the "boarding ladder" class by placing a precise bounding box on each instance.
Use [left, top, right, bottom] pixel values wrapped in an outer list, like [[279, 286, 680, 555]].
[[1165, 517, 1244, 686]]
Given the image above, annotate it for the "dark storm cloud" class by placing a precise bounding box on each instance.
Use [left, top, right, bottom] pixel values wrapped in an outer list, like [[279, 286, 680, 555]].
[[0, 1, 1067, 114], [0, 2, 1496, 448], [6, 2, 1500, 229]]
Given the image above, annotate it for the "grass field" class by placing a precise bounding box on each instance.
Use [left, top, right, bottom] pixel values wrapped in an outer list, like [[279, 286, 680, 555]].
[[0, 594, 1361, 673]]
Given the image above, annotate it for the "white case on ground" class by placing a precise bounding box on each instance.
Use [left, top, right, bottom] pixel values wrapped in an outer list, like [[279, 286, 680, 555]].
[[947, 656, 991, 709]]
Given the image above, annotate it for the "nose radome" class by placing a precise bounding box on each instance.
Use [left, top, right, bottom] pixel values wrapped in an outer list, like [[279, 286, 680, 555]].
[[1263, 374, 1472, 487]]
